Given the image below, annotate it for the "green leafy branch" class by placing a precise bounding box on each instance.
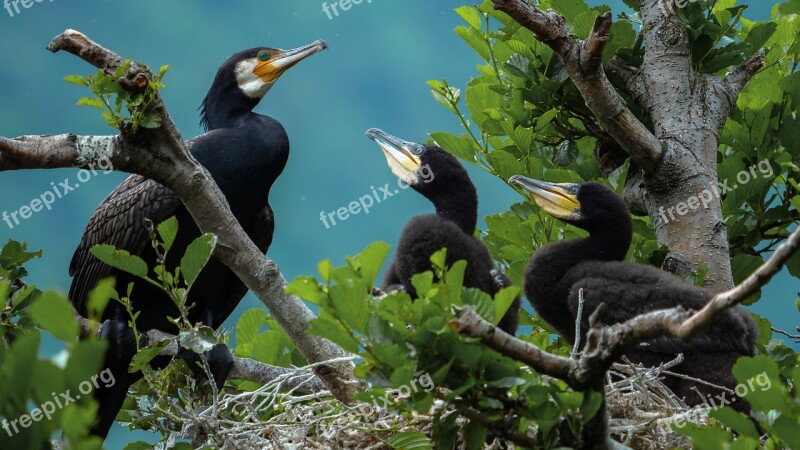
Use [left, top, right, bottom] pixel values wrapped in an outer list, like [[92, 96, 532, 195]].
[[65, 61, 169, 133]]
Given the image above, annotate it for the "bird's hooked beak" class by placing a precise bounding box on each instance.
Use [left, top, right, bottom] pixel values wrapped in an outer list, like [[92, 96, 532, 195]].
[[509, 176, 583, 221], [254, 40, 328, 83], [365, 128, 423, 183]]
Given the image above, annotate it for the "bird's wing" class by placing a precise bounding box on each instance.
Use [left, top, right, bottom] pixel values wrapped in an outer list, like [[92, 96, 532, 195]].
[[565, 266, 757, 355], [69, 175, 181, 315]]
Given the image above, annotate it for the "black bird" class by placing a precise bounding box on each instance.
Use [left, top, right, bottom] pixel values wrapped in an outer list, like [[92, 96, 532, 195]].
[[365, 129, 520, 334], [69, 40, 327, 438], [509, 176, 758, 409]]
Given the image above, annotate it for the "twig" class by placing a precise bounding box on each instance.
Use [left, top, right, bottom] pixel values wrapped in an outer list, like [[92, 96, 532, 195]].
[[0, 29, 355, 401], [76, 315, 329, 394], [572, 288, 585, 359], [772, 326, 800, 343], [491, 0, 662, 171], [677, 226, 800, 339]]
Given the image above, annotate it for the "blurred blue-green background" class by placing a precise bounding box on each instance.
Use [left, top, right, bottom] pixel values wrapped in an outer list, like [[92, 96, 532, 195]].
[[0, 0, 791, 447]]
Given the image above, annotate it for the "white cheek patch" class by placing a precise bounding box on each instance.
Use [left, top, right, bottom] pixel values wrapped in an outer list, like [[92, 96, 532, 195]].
[[385, 154, 420, 186], [234, 59, 273, 99]]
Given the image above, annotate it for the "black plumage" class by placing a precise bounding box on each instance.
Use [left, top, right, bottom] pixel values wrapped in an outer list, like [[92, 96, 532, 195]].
[[69, 41, 327, 438], [366, 129, 520, 334], [509, 176, 758, 410]]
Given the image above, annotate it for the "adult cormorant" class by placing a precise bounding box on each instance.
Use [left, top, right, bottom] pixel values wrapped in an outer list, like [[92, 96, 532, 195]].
[[509, 176, 758, 410], [69, 40, 327, 438], [365, 129, 520, 334]]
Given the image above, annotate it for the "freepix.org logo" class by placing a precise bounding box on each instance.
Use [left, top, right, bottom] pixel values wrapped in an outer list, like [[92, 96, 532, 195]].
[[657, 0, 699, 17], [3, 0, 54, 18]]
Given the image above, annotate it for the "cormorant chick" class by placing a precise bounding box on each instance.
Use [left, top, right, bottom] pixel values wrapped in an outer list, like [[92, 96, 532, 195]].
[[366, 129, 520, 334], [509, 176, 758, 410], [69, 40, 327, 438]]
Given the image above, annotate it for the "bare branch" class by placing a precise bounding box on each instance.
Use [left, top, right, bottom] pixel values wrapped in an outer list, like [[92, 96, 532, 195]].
[[455, 227, 800, 383], [492, 1, 663, 171], [724, 50, 766, 105], [677, 225, 800, 339], [450, 307, 576, 381], [453, 227, 800, 448], [1, 29, 355, 401], [76, 316, 329, 394], [605, 56, 647, 105], [772, 326, 800, 344]]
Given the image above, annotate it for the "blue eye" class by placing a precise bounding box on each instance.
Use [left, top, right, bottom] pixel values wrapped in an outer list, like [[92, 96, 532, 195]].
[[412, 145, 425, 155], [258, 51, 269, 61]]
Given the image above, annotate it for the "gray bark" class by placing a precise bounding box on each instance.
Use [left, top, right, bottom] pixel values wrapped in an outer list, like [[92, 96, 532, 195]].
[[0, 30, 356, 402]]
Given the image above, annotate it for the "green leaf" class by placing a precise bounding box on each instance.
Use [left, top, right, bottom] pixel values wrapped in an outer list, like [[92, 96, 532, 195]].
[[455, 5, 483, 30], [286, 276, 327, 305], [487, 150, 523, 181], [178, 326, 217, 354], [354, 241, 391, 287], [77, 96, 106, 111], [329, 278, 370, 333], [129, 339, 169, 372], [430, 132, 478, 162], [139, 113, 162, 129], [318, 259, 333, 283], [387, 431, 432, 450], [235, 308, 265, 349], [493, 286, 519, 326], [464, 423, 488, 449], [123, 443, 154, 450], [64, 75, 88, 87], [157, 216, 179, 254], [180, 233, 217, 288], [64, 339, 106, 387], [772, 415, 800, 449], [731, 355, 790, 413], [28, 291, 79, 343], [547, 0, 590, 22], [0, 332, 39, 412], [709, 407, 759, 438], [730, 253, 763, 285], [90, 244, 149, 278], [87, 277, 116, 322], [308, 316, 360, 354]]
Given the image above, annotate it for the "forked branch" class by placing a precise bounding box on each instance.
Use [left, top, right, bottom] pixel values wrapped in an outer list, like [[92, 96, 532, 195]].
[[0, 29, 355, 402]]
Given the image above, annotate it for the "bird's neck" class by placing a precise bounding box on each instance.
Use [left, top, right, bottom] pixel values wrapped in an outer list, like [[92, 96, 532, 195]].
[[525, 224, 631, 340], [428, 184, 478, 234], [201, 84, 259, 130]]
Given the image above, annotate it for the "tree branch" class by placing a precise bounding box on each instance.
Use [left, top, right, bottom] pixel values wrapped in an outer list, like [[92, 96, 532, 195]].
[[76, 316, 330, 394], [676, 224, 800, 339], [451, 306, 577, 381], [605, 56, 648, 106], [492, 1, 663, 171], [1, 29, 355, 402], [453, 226, 800, 448], [724, 50, 766, 106]]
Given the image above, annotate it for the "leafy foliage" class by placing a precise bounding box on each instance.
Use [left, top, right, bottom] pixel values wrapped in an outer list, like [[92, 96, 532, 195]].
[[66, 61, 168, 132], [288, 244, 603, 447], [420, 0, 800, 447], [0, 240, 106, 450]]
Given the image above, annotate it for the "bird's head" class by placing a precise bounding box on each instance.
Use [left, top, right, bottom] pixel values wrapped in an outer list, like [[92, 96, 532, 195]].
[[228, 41, 328, 99], [508, 176, 630, 233], [364, 128, 467, 195], [202, 40, 327, 129]]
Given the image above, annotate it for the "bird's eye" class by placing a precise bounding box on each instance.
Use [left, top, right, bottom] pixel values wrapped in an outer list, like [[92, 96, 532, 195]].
[[411, 145, 425, 155], [258, 50, 269, 62]]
